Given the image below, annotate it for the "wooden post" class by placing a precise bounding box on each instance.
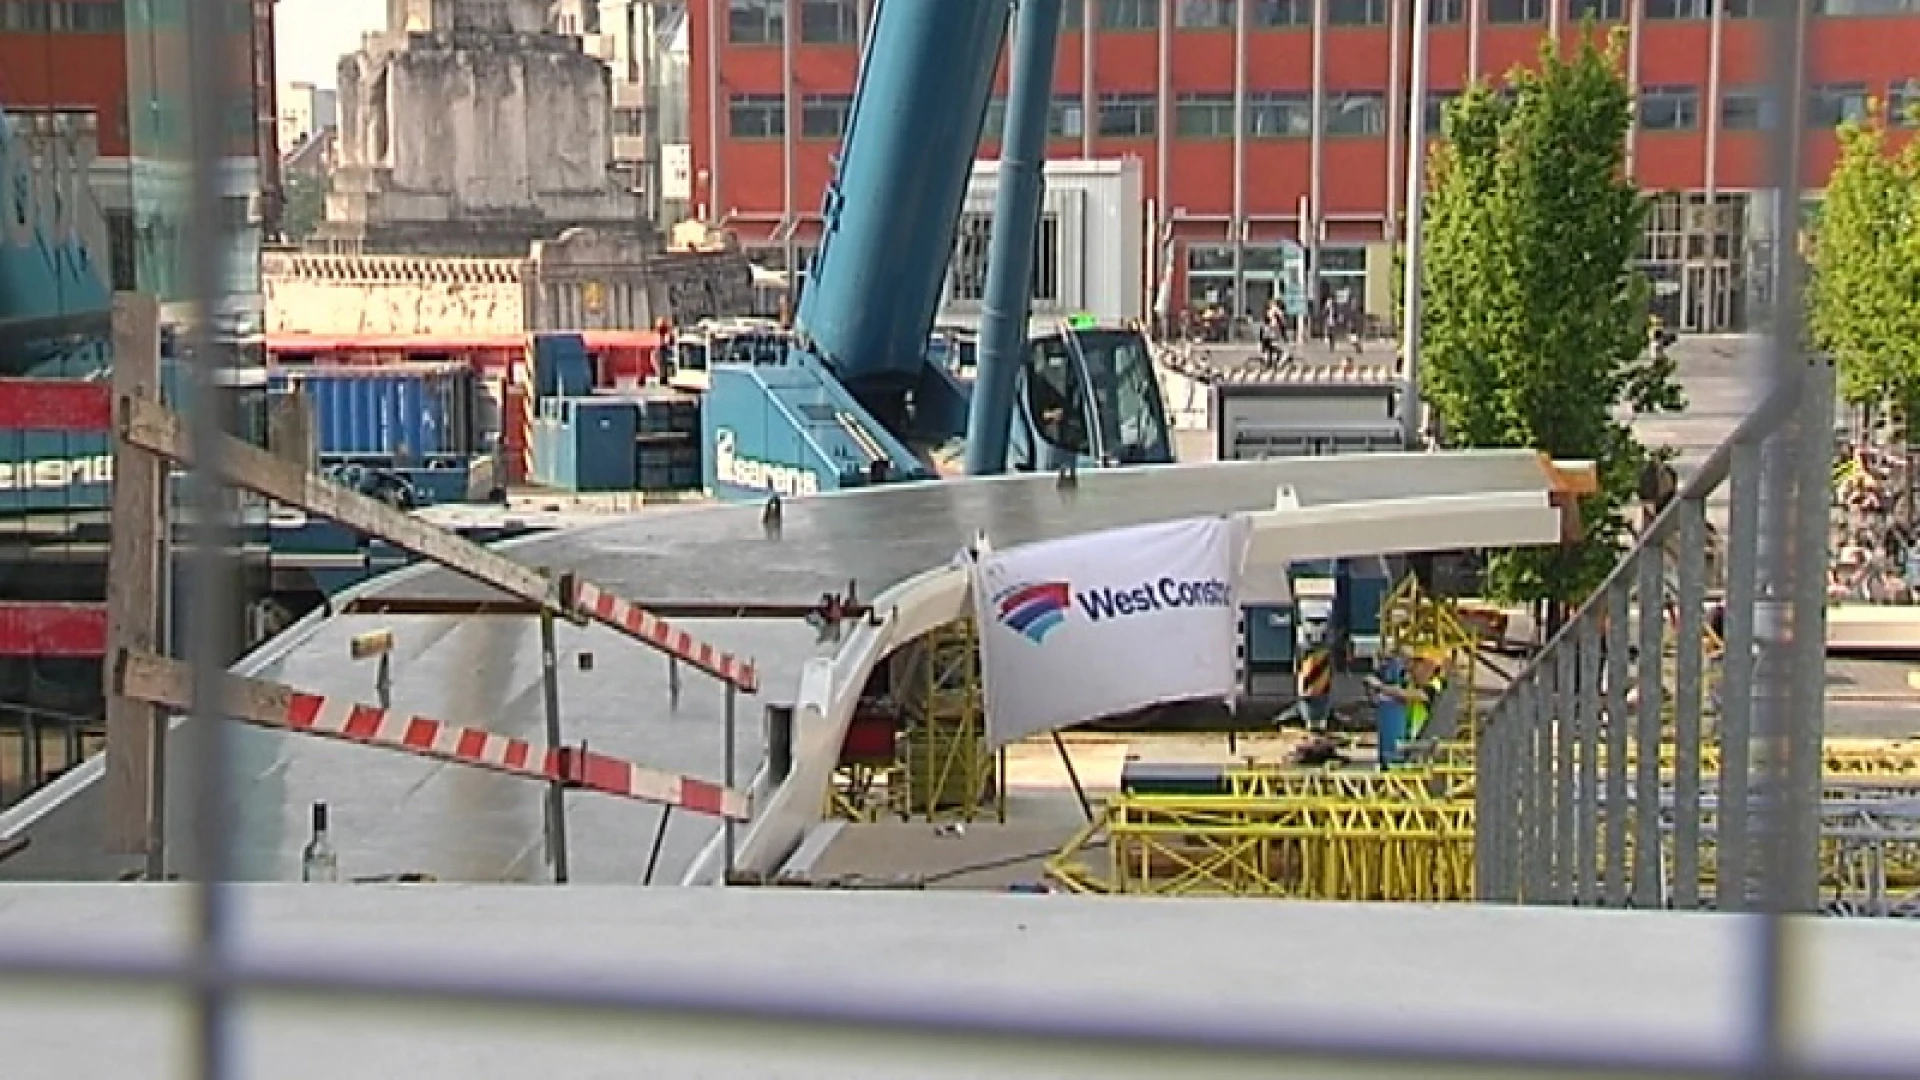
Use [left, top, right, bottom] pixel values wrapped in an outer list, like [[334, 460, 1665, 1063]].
[[103, 293, 167, 862]]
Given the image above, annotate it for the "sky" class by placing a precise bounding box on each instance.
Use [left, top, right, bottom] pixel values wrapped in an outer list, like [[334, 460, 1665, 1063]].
[[276, 0, 385, 88]]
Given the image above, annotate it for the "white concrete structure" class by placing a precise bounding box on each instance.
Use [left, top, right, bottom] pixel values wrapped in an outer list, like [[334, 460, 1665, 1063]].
[[694, 452, 1574, 885], [1, 884, 1915, 1079], [938, 157, 1146, 331]]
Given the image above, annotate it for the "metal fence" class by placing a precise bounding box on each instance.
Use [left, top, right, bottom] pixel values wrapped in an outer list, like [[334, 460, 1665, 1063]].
[[0, 0, 1872, 1076]]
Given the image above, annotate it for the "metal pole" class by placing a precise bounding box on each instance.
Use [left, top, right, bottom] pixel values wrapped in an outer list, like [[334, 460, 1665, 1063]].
[[183, 0, 243, 1073], [723, 685, 738, 878], [1230, 0, 1249, 322], [781, 0, 798, 297], [538, 606, 571, 884], [1051, 732, 1094, 823], [1398, 0, 1432, 449], [643, 807, 672, 886], [965, 0, 1062, 476], [1747, 0, 1814, 1071]]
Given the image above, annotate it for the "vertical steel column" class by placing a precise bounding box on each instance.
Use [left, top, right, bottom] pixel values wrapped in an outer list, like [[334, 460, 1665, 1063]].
[[1603, 577, 1631, 905], [539, 607, 571, 884], [1575, 616, 1601, 905], [1384, 0, 1405, 251], [1633, 546, 1665, 908], [1466, 0, 1482, 82], [968, 0, 1062, 476], [1553, 644, 1577, 904], [706, 0, 723, 218], [1156, 0, 1172, 225], [1081, 0, 1097, 158], [1717, 438, 1761, 910], [1747, 0, 1814, 1065], [183, 0, 243, 1074], [1624, 0, 1644, 178], [1672, 497, 1707, 909], [1399, 0, 1433, 448], [724, 685, 739, 877], [1231, 0, 1250, 315], [1307, 0, 1326, 319], [781, 0, 798, 280], [1702, 0, 1725, 330]]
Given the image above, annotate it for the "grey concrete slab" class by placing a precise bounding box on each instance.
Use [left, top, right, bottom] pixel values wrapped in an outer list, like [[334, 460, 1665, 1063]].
[[1, 453, 1562, 887], [1, 884, 1918, 1079]]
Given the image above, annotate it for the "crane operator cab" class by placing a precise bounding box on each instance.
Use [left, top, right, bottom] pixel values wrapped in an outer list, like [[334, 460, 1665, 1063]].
[[665, 318, 791, 393], [1011, 319, 1174, 472]]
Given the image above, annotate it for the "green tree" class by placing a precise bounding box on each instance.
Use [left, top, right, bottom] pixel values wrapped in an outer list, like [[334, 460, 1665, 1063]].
[[281, 171, 326, 242], [1808, 99, 1920, 430], [1419, 29, 1684, 609]]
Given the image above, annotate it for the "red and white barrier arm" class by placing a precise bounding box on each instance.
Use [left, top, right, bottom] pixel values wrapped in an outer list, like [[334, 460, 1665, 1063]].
[[568, 580, 760, 693], [120, 399, 759, 694], [114, 650, 750, 821]]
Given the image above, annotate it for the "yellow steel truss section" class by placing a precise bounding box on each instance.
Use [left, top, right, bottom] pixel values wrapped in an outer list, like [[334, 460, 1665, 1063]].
[[889, 618, 1005, 823], [1048, 794, 1476, 901]]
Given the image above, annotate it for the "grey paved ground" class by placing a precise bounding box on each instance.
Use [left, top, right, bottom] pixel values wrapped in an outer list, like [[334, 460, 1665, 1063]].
[[3, 884, 1918, 1079]]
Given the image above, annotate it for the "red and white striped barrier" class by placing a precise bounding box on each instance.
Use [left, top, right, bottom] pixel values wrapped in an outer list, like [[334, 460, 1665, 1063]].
[[116, 650, 750, 821], [570, 580, 760, 692]]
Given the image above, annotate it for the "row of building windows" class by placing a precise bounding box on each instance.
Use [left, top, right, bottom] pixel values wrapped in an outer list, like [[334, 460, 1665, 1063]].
[[729, 79, 1918, 141], [726, 0, 1918, 44], [1632, 80, 1919, 131], [0, 0, 126, 33]]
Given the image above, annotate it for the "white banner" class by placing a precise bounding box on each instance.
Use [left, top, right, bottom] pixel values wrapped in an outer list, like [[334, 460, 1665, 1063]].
[[970, 516, 1246, 748]]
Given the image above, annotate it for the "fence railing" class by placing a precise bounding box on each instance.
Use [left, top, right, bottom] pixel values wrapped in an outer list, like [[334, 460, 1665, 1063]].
[[1477, 358, 1836, 911]]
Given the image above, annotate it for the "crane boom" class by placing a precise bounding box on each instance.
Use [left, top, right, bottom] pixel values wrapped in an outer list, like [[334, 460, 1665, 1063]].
[[792, 0, 1011, 401]]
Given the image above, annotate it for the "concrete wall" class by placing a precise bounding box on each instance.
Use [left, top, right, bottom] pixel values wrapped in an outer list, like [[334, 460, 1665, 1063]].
[[264, 252, 526, 334], [263, 238, 754, 335]]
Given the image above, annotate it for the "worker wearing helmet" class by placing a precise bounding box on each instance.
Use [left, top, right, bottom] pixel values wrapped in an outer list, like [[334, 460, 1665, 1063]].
[[1365, 646, 1449, 767]]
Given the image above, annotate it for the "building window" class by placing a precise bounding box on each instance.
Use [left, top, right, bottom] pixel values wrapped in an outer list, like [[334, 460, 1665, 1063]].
[[1098, 92, 1156, 138], [1423, 90, 1460, 136], [1568, 0, 1626, 18], [1175, 92, 1236, 138], [1325, 92, 1386, 136], [1427, 0, 1467, 22], [1328, 0, 1388, 24], [1807, 83, 1870, 128], [1719, 87, 1775, 130], [1099, 0, 1159, 29], [1254, 0, 1314, 24], [1049, 95, 1086, 139], [799, 0, 858, 43], [1644, 0, 1708, 18], [1486, 0, 1547, 21], [980, 95, 1084, 140], [727, 0, 783, 44], [613, 106, 645, 138], [1176, 0, 1235, 26], [728, 93, 785, 139], [67, 1, 126, 32], [1249, 91, 1313, 138], [1638, 86, 1700, 131], [801, 93, 851, 139], [1062, 2, 1083, 27], [1815, 0, 1919, 13], [949, 213, 1061, 304], [1892, 80, 1920, 128]]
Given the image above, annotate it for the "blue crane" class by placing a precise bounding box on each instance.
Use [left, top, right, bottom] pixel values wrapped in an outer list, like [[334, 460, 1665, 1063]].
[[697, 0, 1176, 500]]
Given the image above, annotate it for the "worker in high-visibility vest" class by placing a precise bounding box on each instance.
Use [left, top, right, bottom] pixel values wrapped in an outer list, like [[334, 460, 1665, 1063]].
[[1365, 646, 1449, 767]]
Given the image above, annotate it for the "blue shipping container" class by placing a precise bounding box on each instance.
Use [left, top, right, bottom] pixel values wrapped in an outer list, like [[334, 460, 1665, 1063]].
[[550, 398, 637, 492], [273, 364, 473, 461], [532, 334, 592, 399]]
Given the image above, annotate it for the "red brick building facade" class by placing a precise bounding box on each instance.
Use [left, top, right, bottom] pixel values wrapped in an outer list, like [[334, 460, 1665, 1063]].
[[690, 0, 1919, 331]]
